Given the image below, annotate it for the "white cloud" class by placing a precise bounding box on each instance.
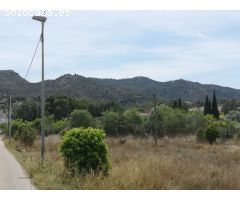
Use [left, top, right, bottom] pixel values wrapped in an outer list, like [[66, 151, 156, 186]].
[[1, 11, 240, 88]]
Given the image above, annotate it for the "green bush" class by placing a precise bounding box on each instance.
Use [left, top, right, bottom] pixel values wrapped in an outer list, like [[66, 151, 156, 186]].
[[13, 99, 38, 121], [13, 120, 36, 146], [147, 105, 206, 137], [196, 127, 207, 142], [197, 116, 220, 144], [102, 110, 144, 136], [0, 123, 8, 135], [12, 119, 25, 136], [45, 116, 56, 135], [92, 117, 104, 129], [225, 110, 240, 122], [122, 109, 144, 135], [184, 112, 206, 134], [31, 117, 69, 135], [102, 111, 120, 135], [59, 128, 110, 175], [146, 108, 164, 138], [52, 120, 69, 134], [205, 126, 219, 144], [31, 118, 41, 132], [70, 109, 92, 128]]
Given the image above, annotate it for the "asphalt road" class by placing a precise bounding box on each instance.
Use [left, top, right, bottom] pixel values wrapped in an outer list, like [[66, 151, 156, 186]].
[[0, 136, 35, 190]]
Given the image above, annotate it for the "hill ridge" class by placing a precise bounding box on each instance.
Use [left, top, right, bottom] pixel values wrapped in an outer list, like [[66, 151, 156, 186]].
[[0, 70, 240, 103]]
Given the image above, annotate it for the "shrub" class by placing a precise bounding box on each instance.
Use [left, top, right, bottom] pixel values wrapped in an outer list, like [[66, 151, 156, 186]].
[[196, 127, 207, 142], [225, 110, 240, 122], [0, 123, 8, 135], [184, 112, 206, 134], [92, 117, 104, 129], [163, 107, 187, 136], [146, 108, 164, 138], [13, 99, 38, 121], [197, 115, 219, 144], [102, 110, 146, 136], [52, 120, 69, 134], [122, 109, 144, 135], [31, 118, 41, 132], [13, 120, 36, 146], [59, 128, 110, 175], [70, 109, 92, 128], [45, 116, 56, 135], [217, 120, 240, 139], [12, 119, 25, 136], [205, 126, 219, 144], [147, 105, 205, 137], [102, 111, 120, 135], [32, 117, 69, 135]]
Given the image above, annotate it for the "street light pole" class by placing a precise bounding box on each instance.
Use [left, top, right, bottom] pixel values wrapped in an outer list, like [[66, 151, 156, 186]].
[[9, 95, 12, 142], [153, 94, 157, 146], [32, 15, 47, 161], [40, 21, 45, 161]]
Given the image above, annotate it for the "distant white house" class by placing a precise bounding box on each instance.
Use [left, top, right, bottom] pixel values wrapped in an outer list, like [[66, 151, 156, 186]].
[[189, 106, 222, 113], [0, 110, 7, 124]]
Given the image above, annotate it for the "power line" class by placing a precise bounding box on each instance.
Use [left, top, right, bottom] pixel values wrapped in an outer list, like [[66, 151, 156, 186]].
[[10, 35, 42, 99], [24, 35, 41, 80]]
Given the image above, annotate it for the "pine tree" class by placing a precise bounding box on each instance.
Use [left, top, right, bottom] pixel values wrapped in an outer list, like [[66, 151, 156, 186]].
[[204, 95, 208, 115], [178, 98, 182, 109], [212, 91, 219, 119]]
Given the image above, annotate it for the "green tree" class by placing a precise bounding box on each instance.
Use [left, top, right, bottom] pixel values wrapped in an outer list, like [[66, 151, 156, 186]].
[[205, 126, 219, 144], [222, 99, 238, 114], [53, 98, 70, 120], [173, 100, 178, 109], [204, 95, 212, 115], [212, 91, 219, 119], [70, 109, 92, 128], [208, 99, 212, 115], [13, 99, 38, 121], [102, 111, 120, 135], [122, 109, 143, 135], [12, 120, 36, 146], [178, 98, 182, 109], [204, 95, 209, 115], [147, 106, 164, 141]]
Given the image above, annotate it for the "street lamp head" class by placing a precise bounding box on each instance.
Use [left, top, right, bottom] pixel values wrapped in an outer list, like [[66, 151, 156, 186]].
[[32, 15, 47, 23]]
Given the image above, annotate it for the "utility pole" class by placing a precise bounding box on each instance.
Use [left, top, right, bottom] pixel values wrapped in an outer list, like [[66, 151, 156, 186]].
[[7, 100, 9, 135], [36, 102, 39, 118], [153, 94, 157, 145], [9, 95, 12, 142], [32, 15, 47, 161]]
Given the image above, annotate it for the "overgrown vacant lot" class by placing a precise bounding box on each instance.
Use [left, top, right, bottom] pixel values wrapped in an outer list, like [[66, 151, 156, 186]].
[[5, 135, 240, 189]]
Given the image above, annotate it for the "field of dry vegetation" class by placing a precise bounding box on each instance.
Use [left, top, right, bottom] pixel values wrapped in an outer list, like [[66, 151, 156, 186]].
[[4, 135, 240, 189]]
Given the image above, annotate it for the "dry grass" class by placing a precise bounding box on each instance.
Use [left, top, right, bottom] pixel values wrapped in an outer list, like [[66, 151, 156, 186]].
[[4, 135, 240, 189]]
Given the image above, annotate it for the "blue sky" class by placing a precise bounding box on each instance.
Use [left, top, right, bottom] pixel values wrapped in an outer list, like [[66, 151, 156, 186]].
[[1, 11, 240, 88]]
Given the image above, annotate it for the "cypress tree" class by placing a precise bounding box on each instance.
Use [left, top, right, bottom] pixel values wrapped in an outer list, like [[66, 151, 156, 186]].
[[204, 95, 208, 115], [178, 98, 182, 109], [212, 91, 219, 119], [208, 99, 212, 114], [173, 100, 178, 109]]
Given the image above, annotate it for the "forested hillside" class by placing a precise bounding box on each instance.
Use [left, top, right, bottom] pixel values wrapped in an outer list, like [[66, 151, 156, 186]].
[[1, 70, 240, 104]]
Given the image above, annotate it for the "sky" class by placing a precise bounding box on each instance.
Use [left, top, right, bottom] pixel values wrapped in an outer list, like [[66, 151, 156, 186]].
[[1, 11, 240, 88]]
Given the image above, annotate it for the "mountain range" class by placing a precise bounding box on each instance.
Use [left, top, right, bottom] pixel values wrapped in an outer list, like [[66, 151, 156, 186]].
[[0, 70, 240, 104]]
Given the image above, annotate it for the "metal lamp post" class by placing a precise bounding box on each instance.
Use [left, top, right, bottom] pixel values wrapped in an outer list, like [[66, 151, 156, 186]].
[[32, 15, 47, 161]]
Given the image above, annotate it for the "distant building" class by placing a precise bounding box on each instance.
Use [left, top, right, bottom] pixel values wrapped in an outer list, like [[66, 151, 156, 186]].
[[0, 110, 7, 124]]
